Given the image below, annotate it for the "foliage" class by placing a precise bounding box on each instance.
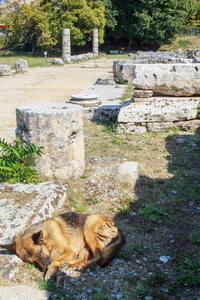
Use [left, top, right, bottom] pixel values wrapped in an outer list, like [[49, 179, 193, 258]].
[[2, 2, 55, 54], [0, 138, 44, 183], [101, 0, 118, 31], [138, 202, 168, 221], [178, 39, 190, 47], [40, 0, 106, 46], [109, 0, 198, 47]]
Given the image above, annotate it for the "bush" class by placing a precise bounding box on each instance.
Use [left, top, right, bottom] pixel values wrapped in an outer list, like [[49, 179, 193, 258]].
[[0, 137, 44, 183]]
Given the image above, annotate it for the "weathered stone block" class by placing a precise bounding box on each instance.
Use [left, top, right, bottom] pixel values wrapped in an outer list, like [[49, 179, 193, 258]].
[[133, 89, 153, 98], [116, 97, 200, 133], [113, 59, 136, 83], [114, 162, 138, 187], [16, 103, 84, 179], [14, 59, 28, 73], [52, 58, 64, 65], [132, 64, 200, 96], [0, 65, 10, 76]]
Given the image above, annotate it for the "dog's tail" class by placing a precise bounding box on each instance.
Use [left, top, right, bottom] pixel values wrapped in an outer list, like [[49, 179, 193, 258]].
[[99, 229, 125, 268]]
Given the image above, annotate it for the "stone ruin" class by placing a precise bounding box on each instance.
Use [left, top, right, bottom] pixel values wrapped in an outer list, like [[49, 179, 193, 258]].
[[0, 59, 28, 76], [114, 50, 200, 133], [16, 103, 85, 180], [113, 49, 200, 84]]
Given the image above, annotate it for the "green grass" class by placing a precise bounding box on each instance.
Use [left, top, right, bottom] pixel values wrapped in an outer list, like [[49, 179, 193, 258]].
[[37, 277, 72, 300], [120, 83, 133, 104]]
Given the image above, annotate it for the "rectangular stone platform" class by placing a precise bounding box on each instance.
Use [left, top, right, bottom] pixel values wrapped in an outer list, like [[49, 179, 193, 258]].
[[116, 96, 200, 133]]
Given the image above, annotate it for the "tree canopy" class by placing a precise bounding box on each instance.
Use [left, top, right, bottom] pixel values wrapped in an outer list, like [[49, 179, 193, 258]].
[[2, 2, 55, 53], [1, 0, 199, 52], [108, 0, 199, 47], [40, 0, 106, 46]]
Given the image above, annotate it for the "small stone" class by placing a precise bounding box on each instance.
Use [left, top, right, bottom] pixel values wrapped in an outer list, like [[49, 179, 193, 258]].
[[136, 260, 141, 264], [143, 257, 148, 262], [159, 256, 170, 263], [145, 296, 153, 300], [134, 89, 153, 98], [52, 58, 64, 65]]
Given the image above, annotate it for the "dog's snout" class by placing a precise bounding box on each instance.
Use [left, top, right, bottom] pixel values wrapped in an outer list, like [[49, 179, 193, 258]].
[[44, 256, 52, 266]]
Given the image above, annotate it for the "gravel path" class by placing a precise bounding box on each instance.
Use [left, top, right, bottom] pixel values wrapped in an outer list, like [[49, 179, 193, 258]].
[[0, 57, 114, 143]]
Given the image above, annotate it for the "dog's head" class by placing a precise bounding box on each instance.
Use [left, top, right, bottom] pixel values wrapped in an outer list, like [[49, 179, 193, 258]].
[[0, 230, 52, 272]]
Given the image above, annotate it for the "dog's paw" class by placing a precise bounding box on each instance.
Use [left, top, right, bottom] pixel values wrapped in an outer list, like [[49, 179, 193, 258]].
[[60, 263, 69, 271], [45, 266, 57, 281]]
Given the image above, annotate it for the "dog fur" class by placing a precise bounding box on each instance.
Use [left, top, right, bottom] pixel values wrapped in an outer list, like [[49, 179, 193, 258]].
[[0, 211, 125, 280]]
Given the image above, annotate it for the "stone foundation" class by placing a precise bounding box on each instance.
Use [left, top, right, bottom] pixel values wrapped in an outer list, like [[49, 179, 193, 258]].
[[116, 97, 200, 133], [16, 103, 84, 179]]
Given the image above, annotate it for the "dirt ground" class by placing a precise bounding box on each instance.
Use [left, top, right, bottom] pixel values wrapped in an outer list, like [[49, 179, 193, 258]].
[[0, 57, 113, 143]]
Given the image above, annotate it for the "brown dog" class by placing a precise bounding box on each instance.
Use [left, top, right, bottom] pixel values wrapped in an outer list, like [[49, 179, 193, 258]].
[[0, 211, 125, 280]]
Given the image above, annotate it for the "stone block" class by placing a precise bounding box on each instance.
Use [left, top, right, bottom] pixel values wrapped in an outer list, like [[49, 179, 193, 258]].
[[113, 161, 139, 187], [113, 59, 136, 83], [133, 89, 153, 98], [16, 103, 84, 179], [95, 78, 115, 85], [132, 64, 200, 96], [14, 59, 28, 73], [52, 58, 64, 65], [0, 65, 10, 76], [116, 97, 200, 133]]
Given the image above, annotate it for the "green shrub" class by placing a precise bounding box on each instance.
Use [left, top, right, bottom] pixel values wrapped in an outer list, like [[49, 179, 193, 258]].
[[0, 137, 44, 183], [178, 39, 190, 47]]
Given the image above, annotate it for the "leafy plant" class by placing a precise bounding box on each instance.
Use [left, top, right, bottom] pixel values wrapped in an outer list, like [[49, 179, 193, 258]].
[[119, 197, 135, 215], [112, 135, 127, 145], [0, 138, 44, 183], [138, 202, 168, 222], [178, 39, 190, 47], [102, 119, 116, 133]]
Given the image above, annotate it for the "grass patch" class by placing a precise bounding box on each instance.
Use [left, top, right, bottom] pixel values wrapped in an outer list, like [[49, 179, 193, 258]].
[[120, 83, 133, 104], [37, 277, 72, 299]]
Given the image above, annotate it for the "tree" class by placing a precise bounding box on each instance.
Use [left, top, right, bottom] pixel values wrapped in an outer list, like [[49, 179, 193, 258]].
[[109, 0, 199, 47], [40, 0, 106, 46], [3, 2, 55, 54]]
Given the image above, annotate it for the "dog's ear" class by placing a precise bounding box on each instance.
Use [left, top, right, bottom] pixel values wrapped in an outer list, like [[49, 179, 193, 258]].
[[32, 230, 43, 245], [0, 242, 16, 252]]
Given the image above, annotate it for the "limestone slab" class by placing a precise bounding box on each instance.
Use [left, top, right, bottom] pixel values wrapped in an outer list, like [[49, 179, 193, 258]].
[[132, 64, 200, 96], [117, 96, 200, 133]]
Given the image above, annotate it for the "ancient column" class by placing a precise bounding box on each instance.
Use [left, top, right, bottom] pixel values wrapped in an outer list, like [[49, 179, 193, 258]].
[[93, 26, 98, 56], [62, 28, 71, 62], [16, 103, 85, 179]]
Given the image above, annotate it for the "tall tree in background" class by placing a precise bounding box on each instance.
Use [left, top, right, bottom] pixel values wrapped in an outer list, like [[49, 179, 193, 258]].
[[109, 0, 198, 47], [40, 0, 106, 46], [2, 2, 55, 54]]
